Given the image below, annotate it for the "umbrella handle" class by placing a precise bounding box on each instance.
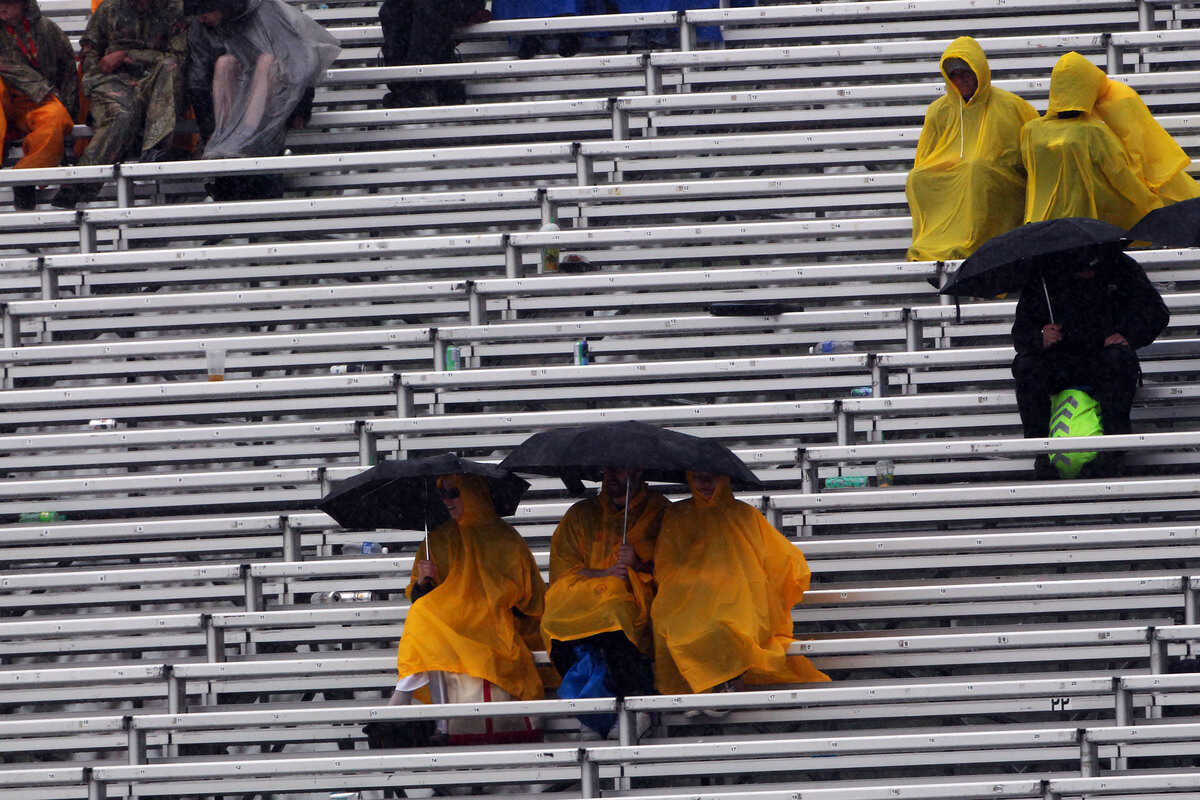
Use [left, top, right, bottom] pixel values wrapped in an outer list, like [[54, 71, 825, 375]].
[[622, 477, 630, 545], [1041, 274, 1056, 325]]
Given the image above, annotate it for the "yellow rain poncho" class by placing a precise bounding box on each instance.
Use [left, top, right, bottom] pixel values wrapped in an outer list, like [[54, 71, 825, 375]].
[[541, 486, 670, 656], [1093, 76, 1200, 204], [651, 474, 830, 694], [906, 37, 1038, 261], [1021, 52, 1164, 229], [396, 474, 547, 701]]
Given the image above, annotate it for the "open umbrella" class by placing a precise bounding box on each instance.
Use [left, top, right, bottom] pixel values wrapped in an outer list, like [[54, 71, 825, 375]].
[[1127, 197, 1200, 248], [318, 453, 529, 531], [939, 217, 1128, 302], [499, 420, 763, 493]]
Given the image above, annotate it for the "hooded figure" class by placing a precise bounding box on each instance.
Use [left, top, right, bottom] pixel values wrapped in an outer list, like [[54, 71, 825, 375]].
[[1021, 52, 1165, 229], [395, 473, 547, 703], [186, 0, 338, 161], [0, 0, 78, 208], [1011, 244, 1168, 477], [1089, 62, 1200, 204], [651, 471, 829, 695], [905, 37, 1037, 262], [541, 468, 669, 698]]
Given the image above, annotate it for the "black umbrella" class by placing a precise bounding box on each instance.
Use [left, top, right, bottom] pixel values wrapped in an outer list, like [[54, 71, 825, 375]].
[[318, 453, 529, 531], [499, 420, 763, 494], [939, 217, 1128, 302], [1128, 197, 1200, 248]]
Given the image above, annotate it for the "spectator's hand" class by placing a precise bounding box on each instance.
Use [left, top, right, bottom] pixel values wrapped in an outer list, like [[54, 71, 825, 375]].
[[98, 50, 129, 74], [1041, 323, 1063, 349], [1105, 332, 1129, 347], [416, 559, 437, 584], [613, 544, 636, 570]]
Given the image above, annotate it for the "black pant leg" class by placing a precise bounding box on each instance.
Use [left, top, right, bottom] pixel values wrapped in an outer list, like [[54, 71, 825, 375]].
[[1089, 344, 1140, 435], [379, 0, 414, 95], [1013, 352, 1055, 439]]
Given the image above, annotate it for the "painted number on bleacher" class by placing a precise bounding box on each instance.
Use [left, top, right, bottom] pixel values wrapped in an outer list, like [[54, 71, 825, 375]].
[[1050, 697, 1071, 711]]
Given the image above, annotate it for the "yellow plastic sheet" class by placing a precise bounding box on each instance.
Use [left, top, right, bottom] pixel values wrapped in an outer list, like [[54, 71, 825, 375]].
[[906, 37, 1037, 261], [541, 487, 670, 655], [396, 474, 547, 701], [1022, 52, 1163, 228], [651, 474, 830, 694]]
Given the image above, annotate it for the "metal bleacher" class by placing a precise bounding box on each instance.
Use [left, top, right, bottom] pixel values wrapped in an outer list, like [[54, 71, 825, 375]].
[[5, 0, 1200, 797]]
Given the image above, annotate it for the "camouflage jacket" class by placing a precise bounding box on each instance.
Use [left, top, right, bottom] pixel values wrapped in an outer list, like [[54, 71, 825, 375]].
[[0, 0, 78, 116], [80, 0, 187, 85]]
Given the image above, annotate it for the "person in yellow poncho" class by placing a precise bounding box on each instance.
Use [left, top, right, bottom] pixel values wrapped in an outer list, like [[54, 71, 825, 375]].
[[542, 467, 670, 699], [905, 36, 1038, 261], [391, 473, 547, 733], [1021, 52, 1167, 229], [651, 470, 830, 696]]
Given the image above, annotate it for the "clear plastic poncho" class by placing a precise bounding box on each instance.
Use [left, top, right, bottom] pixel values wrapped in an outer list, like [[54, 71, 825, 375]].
[[191, 0, 340, 159]]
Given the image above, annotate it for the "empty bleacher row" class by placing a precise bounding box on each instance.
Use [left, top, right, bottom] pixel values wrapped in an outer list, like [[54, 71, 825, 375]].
[[5, 0, 1200, 798]]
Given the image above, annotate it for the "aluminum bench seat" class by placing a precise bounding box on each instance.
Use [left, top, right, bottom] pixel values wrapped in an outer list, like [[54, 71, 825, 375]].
[[0, 613, 207, 660], [774, 476, 1200, 537]]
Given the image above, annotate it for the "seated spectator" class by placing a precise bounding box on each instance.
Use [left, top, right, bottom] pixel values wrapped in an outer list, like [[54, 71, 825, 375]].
[[51, 0, 187, 208], [491, 0, 599, 60], [651, 470, 829, 697], [1021, 52, 1163, 229], [0, 0, 78, 210], [1012, 244, 1168, 479], [378, 0, 485, 107], [186, 0, 339, 201], [391, 473, 547, 741], [906, 37, 1036, 261], [541, 468, 668, 723]]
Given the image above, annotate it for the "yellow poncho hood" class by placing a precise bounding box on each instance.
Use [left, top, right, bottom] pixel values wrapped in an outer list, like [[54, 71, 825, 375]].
[[650, 473, 829, 694], [906, 37, 1037, 261], [396, 473, 547, 700], [541, 485, 669, 656], [1043, 51, 1197, 200], [1022, 52, 1166, 228]]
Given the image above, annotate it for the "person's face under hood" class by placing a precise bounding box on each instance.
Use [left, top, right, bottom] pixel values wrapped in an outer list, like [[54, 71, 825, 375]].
[[1046, 51, 1108, 117], [0, 0, 28, 25], [939, 36, 991, 106], [437, 473, 498, 527], [687, 470, 733, 507]]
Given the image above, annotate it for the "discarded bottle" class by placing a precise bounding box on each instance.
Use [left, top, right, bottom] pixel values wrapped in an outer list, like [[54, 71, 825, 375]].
[[875, 459, 895, 488], [849, 387, 872, 397], [573, 340, 589, 366], [823, 475, 869, 489], [810, 340, 856, 355], [88, 418, 118, 430], [361, 541, 382, 555], [444, 346, 462, 371], [540, 217, 560, 273], [19, 511, 66, 522]]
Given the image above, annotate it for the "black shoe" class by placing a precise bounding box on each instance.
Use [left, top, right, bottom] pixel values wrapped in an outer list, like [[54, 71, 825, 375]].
[[140, 143, 174, 163], [1080, 451, 1125, 479], [517, 35, 541, 59], [1032, 454, 1058, 481], [12, 185, 36, 211], [49, 185, 78, 209], [557, 32, 581, 57]]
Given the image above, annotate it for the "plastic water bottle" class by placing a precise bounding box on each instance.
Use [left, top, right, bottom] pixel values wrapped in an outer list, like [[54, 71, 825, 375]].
[[824, 475, 869, 489], [540, 218, 560, 273], [809, 340, 856, 354], [849, 387, 872, 397], [573, 340, 589, 366], [875, 459, 895, 487]]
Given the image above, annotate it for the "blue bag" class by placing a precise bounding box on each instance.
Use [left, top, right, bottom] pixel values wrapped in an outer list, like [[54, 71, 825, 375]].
[[557, 644, 617, 737]]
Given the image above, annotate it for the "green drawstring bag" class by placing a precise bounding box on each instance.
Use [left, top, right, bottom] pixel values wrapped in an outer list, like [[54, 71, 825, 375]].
[[1048, 388, 1104, 478]]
